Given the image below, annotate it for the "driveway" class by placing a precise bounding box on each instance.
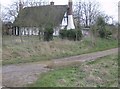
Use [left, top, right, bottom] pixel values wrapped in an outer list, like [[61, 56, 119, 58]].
[[2, 48, 118, 87]]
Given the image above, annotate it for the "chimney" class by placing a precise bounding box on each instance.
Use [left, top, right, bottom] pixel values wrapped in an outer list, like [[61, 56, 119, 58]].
[[67, 0, 75, 30], [50, 1, 54, 5], [19, 0, 23, 11], [68, 0, 73, 15]]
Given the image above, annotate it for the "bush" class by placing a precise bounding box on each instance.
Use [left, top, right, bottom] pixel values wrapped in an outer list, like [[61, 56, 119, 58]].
[[44, 27, 54, 41], [96, 16, 106, 38], [59, 29, 82, 41], [106, 29, 112, 39], [59, 29, 67, 39], [98, 28, 106, 38], [76, 29, 82, 41], [98, 27, 112, 39], [67, 30, 76, 40]]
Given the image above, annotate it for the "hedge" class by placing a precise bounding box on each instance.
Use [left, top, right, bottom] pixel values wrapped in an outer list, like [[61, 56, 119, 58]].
[[59, 29, 82, 41]]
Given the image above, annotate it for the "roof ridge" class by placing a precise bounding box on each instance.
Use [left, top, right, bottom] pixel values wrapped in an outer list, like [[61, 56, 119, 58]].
[[24, 5, 68, 8]]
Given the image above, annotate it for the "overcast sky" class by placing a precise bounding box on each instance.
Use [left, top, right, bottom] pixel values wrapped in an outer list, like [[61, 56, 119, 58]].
[[1, 0, 120, 22]]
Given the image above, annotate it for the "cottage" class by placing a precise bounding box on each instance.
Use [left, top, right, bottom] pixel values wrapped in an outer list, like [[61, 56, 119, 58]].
[[13, 0, 75, 36]]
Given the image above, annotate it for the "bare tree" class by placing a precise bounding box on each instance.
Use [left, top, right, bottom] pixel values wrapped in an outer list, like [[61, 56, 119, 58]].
[[74, 1, 83, 28], [2, 1, 23, 22], [2, 0, 48, 23], [1, 10, 10, 22], [74, 0, 101, 28], [101, 14, 114, 24], [74, 0, 102, 46], [26, 0, 48, 7]]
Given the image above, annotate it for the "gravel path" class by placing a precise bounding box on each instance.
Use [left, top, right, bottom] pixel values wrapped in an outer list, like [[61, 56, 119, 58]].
[[2, 48, 118, 87]]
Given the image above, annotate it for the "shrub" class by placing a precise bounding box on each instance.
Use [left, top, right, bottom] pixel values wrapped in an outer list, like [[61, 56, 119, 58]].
[[98, 28, 106, 38], [67, 29, 76, 40], [106, 29, 112, 39], [76, 29, 82, 41], [59, 29, 67, 39], [44, 27, 54, 41], [59, 29, 82, 41], [96, 16, 106, 38]]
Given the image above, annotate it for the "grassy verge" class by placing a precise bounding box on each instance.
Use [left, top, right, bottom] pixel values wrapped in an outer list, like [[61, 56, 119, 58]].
[[29, 54, 118, 87], [2, 36, 118, 65]]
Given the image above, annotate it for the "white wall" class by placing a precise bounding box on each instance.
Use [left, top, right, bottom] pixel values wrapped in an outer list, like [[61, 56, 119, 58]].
[[20, 27, 39, 36], [61, 12, 68, 29]]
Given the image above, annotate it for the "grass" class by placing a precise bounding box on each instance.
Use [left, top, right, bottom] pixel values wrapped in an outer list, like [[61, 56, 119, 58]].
[[2, 35, 118, 65], [29, 54, 118, 87]]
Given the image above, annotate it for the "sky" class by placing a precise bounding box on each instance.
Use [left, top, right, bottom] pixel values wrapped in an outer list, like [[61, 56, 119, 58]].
[[1, 0, 120, 22]]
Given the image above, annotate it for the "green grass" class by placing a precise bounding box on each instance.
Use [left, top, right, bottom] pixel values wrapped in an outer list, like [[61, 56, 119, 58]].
[[29, 54, 118, 87], [2, 36, 118, 65]]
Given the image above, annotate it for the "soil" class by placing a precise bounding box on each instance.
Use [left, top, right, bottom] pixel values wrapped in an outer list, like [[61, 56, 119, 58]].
[[2, 48, 118, 87]]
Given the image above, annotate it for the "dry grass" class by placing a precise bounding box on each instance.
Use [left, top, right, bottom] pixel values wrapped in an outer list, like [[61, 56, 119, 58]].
[[2, 36, 85, 65], [2, 35, 118, 65]]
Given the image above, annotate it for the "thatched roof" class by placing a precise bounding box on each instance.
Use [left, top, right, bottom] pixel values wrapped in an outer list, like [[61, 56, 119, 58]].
[[14, 5, 68, 27]]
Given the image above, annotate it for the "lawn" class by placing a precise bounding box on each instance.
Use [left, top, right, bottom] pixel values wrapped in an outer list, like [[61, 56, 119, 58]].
[[30, 54, 118, 87], [2, 35, 118, 65]]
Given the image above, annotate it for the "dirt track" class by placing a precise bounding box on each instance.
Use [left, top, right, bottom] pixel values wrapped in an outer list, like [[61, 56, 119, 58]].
[[2, 48, 118, 87]]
